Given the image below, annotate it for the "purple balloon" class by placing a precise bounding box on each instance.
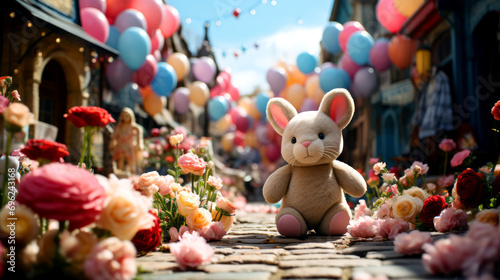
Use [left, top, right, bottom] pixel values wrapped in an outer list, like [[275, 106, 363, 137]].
[[172, 87, 190, 114], [339, 53, 362, 79], [320, 62, 336, 71], [114, 9, 148, 34], [266, 67, 287, 96], [370, 38, 391, 72], [255, 124, 272, 145], [352, 67, 379, 98], [193, 56, 216, 83], [106, 58, 133, 91], [299, 98, 319, 112]]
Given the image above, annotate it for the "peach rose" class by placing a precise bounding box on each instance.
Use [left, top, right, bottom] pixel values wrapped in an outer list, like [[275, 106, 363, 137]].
[[157, 175, 175, 196], [373, 162, 386, 175], [170, 182, 182, 193], [3, 103, 33, 129], [186, 208, 212, 230], [134, 171, 160, 197], [0, 202, 38, 249], [177, 153, 207, 176], [37, 230, 60, 267], [218, 215, 235, 232], [216, 197, 237, 215], [84, 237, 137, 280], [411, 161, 429, 175], [207, 176, 223, 190], [169, 133, 184, 146], [403, 186, 429, 202], [376, 203, 392, 219], [381, 173, 396, 182], [392, 194, 423, 222], [475, 209, 499, 227], [176, 192, 200, 217], [60, 231, 98, 274]]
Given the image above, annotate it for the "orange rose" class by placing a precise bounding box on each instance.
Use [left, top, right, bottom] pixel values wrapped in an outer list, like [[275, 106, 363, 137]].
[[186, 208, 212, 230]]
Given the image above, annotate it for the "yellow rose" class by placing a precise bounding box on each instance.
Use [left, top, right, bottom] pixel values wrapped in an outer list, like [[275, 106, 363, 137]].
[[170, 182, 181, 192], [402, 186, 429, 202], [186, 208, 212, 230], [392, 194, 423, 222], [176, 192, 200, 217], [169, 134, 184, 146], [3, 103, 33, 129], [0, 203, 38, 248], [219, 215, 235, 232]]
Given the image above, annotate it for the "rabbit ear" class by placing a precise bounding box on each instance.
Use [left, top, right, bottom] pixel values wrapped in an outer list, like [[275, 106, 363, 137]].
[[319, 88, 354, 130], [266, 97, 297, 135]]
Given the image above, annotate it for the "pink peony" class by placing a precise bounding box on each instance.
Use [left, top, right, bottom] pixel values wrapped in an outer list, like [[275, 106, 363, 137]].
[[197, 221, 227, 241], [394, 230, 433, 255], [169, 231, 214, 270], [437, 175, 455, 188], [177, 153, 207, 176], [439, 139, 456, 152], [134, 171, 160, 197], [0, 95, 9, 113], [16, 163, 105, 231], [376, 203, 392, 219], [84, 237, 137, 280], [207, 175, 223, 190], [450, 149, 471, 167], [347, 216, 379, 238], [378, 218, 410, 240], [422, 234, 476, 275], [157, 175, 175, 196], [433, 207, 465, 232], [354, 199, 371, 219]]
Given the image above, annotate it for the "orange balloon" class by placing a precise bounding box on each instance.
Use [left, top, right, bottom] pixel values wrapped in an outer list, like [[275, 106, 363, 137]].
[[188, 81, 209, 107], [221, 133, 235, 152], [215, 114, 232, 132], [310, 88, 325, 105], [305, 75, 320, 99], [143, 92, 163, 116], [284, 83, 306, 110], [244, 130, 258, 148], [140, 86, 154, 99], [388, 34, 417, 70], [167, 52, 190, 81], [286, 65, 307, 87], [238, 97, 262, 121]]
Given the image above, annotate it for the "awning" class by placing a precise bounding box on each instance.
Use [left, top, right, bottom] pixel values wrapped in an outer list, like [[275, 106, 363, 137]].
[[400, 0, 443, 39], [13, 0, 118, 56]]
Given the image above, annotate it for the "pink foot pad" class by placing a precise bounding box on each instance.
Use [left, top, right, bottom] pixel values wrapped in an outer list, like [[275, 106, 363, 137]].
[[329, 211, 349, 235], [277, 214, 302, 236]]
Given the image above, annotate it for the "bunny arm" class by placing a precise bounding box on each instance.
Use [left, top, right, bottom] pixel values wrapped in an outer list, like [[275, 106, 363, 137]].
[[263, 164, 293, 204], [332, 160, 367, 198]]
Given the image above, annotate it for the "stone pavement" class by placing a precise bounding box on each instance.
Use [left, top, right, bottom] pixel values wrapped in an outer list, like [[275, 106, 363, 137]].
[[136, 209, 464, 280]]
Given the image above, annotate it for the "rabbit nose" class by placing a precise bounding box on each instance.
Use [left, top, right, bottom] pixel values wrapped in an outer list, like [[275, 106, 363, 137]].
[[302, 141, 311, 148]]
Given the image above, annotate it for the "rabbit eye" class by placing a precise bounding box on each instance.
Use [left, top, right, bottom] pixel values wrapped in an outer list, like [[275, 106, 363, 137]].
[[291, 137, 297, 144], [318, 133, 325, 140]]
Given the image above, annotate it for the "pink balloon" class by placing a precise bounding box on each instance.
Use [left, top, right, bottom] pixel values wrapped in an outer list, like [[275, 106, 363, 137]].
[[376, 0, 408, 34], [80, 0, 106, 13], [160, 4, 180, 38], [150, 29, 165, 53], [105, 0, 133, 24], [131, 0, 163, 35], [299, 98, 319, 112], [193, 57, 216, 83], [226, 84, 240, 101], [339, 53, 362, 79], [106, 58, 133, 91], [234, 131, 246, 147], [339, 21, 365, 52], [153, 49, 162, 61], [81, 8, 109, 43], [266, 143, 281, 163], [369, 38, 392, 72], [210, 84, 223, 98], [219, 70, 232, 84], [132, 55, 158, 87], [114, 9, 147, 34]]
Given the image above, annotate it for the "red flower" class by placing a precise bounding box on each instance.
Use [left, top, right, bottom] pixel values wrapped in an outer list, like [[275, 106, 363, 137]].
[[420, 195, 448, 228], [491, 100, 500, 121], [131, 211, 162, 253], [150, 128, 161, 137], [456, 168, 485, 209], [21, 139, 69, 162], [64, 106, 115, 128]]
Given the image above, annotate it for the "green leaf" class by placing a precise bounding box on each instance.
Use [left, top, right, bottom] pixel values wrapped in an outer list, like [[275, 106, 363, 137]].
[[487, 162, 494, 169], [167, 169, 176, 176]]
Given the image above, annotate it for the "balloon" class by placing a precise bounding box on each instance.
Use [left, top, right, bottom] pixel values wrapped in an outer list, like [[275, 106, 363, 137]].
[[230, 107, 251, 133], [219, 70, 232, 84], [266, 67, 287, 96], [192, 57, 216, 83], [153, 50, 162, 61], [376, 0, 408, 34], [319, 67, 350, 93], [80, 0, 106, 13], [305, 75, 321, 98], [116, 83, 142, 108], [132, 54, 157, 87], [296, 52, 317, 75], [322, 21, 343, 55], [143, 90, 163, 116], [238, 97, 261, 121], [255, 124, 272, 145], [226, 84, 240, 101], [167, 53, 190, 81], [394, 0, 424, 17], [150, 29, 165, 53], [339, 53, 362, 79], [151, 62, 177, 96], [172, 87, 190, 114], [188, 81, 209, 107], [233, 131, 246, 147], [347, 31, 374, 65], [208, 96, 229, 121], [244, 132, 259, 149], [80, 8, 109, 43], [255, 92, 271, 115], [210, 84, 223, 98], [106, 26, 120, 49], [160, 4, 181, 38], [369, 38, 391, 72], [106, 58, 133, 91], [221, 133, 234, 152], [284, 84, 306, 110], [388, 34, 417, 69], [352, 67, 379, 98], [285, 65, 307, 87], [118, 27, 151, 70], [130, 0, 163, 35], [105, 0, 133, 24], [339, 21, 365, 52], [139, 84, 154, 99], [320, 62, 335, 71], [266, 143, 281, 163], [299, 98, 319, 113], [214, 114, 232, 132], [114, 9, 147, 34]]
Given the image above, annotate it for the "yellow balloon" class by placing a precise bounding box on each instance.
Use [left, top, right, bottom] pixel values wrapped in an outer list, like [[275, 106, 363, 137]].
[[221, 133, 235, 152], [305, 75, 320, 99], [238, 97, 261, 121], [188, 81, 209, 107], [167, 52, 190, 81], [393, 0, 424, 17], [215, 114, 232, 132], [311, 88, 325, 105], [284, 83, 306, 110], [143, 92, 163, 116]]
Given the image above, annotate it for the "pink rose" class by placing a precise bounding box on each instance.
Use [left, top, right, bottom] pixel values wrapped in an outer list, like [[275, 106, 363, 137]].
[[437, 175, 455, 188], [433, 207, 458, 232], [378, 218, 410, 240], [347, 216, 380, 238], [422, 234, 476, 275], [369, 158, 379, 165], [0, 95, 9, 113], [354, 199, 371, 219], [84, 237, 137, 280], [157, 175, 175, 196], [372, 162, 386, 175], [439, 139, 456, 152], [376, 203, 392, 219], [394, 230, 432, 255], [134, 171, 160, 197], [450, 149, 471, 167], [16, 163, 105, 231], [462, 222, 500, 277], [177, 153, 207, 176], [172, 126, 188, 141], [411, 161, 429, 175], [454, 209, 468, 230], [179, 225, 191, 237], [207, 176, 223, 190], [216, 197, 237, 215], [169, 231, 214, 270], [11, 90, 20, 101], [169, 227, 180, 242]]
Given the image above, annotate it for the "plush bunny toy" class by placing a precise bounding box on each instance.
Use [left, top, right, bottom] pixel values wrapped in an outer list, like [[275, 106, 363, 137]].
[[263, 88, 367, 236]]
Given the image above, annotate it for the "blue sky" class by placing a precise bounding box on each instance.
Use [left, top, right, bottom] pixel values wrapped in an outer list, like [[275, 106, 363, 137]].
[[168, 0, 334, 95]]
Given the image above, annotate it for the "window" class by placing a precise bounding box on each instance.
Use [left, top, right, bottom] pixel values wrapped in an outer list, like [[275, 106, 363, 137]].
[[35, 0, 77, 20]]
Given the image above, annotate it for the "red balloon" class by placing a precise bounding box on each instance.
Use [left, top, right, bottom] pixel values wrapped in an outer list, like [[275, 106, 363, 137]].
[[132, 55, 158, 87], [233, 131, 246, 147], [105, 0, 133, 24], [160, 4, 180, 38], [376, 0, 407, 34], [131, 0, 163, 35], [266, 143, 281, 163], [210, 84, 223, 98], [388, 34, 417, 69]]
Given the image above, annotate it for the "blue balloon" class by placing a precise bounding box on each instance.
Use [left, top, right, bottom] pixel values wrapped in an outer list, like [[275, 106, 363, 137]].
[[208, 96, 229, 121], [255, 92, 270, 115], [106, 26, 120, 50], [322, 22, 343, 55], [118, 27, 151, 70], [319, 67, 350, 92], [347, 31, 374, 66], [151, 62, 177, 97], [296, 52, 317, 74]]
